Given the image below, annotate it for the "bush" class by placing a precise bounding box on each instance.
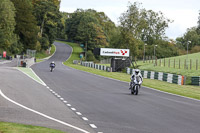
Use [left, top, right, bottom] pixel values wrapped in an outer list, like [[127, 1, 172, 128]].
[[86, 50, 96, 61]]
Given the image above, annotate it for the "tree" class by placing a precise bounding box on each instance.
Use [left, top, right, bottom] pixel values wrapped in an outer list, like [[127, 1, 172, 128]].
[[0, 0, 18, 52], [176, 27, 200, 50], [197, 11, 200, 34], [33, 0, 61, 50], [66, 9, 109, 50], [11, 0, 39, 51], [119, 2, 172, 58]]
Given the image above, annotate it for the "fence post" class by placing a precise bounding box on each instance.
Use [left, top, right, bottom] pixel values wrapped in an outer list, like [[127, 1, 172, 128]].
[[164, 58, 165, 67], [174, 59, 175, 68], [149, 56, 150, 63], [179, 59, 180, 69], [184, 59, 186, 69], [160, 59, 161, 66]]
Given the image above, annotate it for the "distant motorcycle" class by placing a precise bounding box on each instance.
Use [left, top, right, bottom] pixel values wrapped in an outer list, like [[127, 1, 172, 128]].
[[130, 75, 142, 95], [49, 62, 56, 72], [50, 66, 55, 72]]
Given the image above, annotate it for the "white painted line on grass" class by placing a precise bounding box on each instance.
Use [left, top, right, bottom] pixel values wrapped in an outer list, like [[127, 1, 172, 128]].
[[82, 117, 88, 121], [0, 89, 90, 133], [89, 124, 97, 128]]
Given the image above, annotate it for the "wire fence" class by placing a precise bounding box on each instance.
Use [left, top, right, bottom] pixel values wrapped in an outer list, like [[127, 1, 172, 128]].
[[143, 56, 200, 70]]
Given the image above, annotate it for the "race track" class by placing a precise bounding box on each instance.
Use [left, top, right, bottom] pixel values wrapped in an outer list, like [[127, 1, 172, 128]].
[[31, 42, 200, 133]]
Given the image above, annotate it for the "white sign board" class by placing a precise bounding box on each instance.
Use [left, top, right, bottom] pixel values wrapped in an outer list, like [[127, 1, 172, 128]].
[[100, 48, 130, 57]]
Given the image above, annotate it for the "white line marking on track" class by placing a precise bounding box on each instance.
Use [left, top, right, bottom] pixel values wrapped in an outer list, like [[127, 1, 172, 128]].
[[89, 124, 97, 128], [82, 117, 88, 121], [63, 101, 67, 103], [30, 69, 47, 86], [76, 112, 82, 115], [47, 86, 50, 89], [0, 89, 90, 133], [67, 104, 71, 107], [60, 98, 64, 101], [71, 108, 76, 111]]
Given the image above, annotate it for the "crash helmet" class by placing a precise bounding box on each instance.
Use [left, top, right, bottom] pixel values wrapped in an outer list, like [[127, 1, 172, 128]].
[[135, 69, 140, 75], [52, 61, 55, 64]]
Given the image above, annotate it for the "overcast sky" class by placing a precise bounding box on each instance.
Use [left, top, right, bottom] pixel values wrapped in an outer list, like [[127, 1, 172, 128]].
[[60, 0, 200, 40]]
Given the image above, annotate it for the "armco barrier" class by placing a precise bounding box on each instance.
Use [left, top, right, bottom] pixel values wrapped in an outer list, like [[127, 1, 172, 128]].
[[80, 61, 112, 72], [126, 68, 185, 85], [191, 77, 200, 86]]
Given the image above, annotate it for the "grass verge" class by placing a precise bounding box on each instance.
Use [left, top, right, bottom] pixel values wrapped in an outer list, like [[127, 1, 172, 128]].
[[35, 44, 56, 62], [0, 122, 65, 133], [16, 67, 45, 85], [60, 41, 200, 100]]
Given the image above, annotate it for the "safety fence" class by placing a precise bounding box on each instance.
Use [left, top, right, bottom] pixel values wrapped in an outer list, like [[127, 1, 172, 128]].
[[127, 68, 185, 85], [191, 77, 200, 86], [74, 61, 200, 86], [80, 61, 112, 72]]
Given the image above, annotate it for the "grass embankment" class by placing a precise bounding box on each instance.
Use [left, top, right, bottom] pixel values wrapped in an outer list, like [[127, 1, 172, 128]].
[[137, 53, 200, 77], [35, 44, 56, 62], [0, 122, 65, 133], [60, 41, 200, 100]]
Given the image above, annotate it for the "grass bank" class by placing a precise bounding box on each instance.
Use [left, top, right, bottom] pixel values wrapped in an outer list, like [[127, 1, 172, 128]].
[[35, 44, 56, 62], [137, 53, 200, 77], [60, 41, 200, 100], [0, 122, 65, 133]]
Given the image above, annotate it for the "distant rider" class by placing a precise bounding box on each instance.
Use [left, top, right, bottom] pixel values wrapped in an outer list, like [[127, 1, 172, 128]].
[[129, 69, 143, 89], [50, 61, 56, 69]]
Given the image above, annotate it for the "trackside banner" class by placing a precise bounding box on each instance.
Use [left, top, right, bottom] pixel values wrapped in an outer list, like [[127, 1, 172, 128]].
[[100, 48, 130, 57]]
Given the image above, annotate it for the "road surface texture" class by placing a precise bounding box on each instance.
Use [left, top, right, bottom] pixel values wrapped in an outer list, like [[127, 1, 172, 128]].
[[0, 63, 96, 131], [31, 42, 200, 133]]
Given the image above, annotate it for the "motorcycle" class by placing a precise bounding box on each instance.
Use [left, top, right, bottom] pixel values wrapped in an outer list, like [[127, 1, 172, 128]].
[[130, 75, 141, 95], [50, 65, 55, 72]]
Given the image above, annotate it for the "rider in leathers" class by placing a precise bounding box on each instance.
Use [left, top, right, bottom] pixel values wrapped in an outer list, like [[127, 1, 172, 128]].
[[129, 69, 143, 89]]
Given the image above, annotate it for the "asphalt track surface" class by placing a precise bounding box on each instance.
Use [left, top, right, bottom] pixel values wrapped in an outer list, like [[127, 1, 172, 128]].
[[0, 41, 200, 133]]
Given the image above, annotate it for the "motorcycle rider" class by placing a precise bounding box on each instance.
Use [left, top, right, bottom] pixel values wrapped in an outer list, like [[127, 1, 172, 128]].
[[50, 61, 56, 70], [129, 69, 143, 89]]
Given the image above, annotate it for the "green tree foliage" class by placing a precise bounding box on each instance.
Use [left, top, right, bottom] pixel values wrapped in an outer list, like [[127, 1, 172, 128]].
[[11, 0, 39, 52], [197, 11, 200, 34], [118, 2, 173, 58], [176, 27, 200, 51], [0, 0, 18, 52], [33, 0, 61, 50], [65, 9, 112, 50]]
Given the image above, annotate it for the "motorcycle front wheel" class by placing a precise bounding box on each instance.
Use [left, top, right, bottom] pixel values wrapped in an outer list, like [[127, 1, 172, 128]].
[[134, 85, 139, 95]]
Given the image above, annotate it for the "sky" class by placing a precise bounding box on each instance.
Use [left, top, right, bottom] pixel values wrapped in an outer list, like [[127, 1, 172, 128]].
[[60, 0, 200, 40]]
